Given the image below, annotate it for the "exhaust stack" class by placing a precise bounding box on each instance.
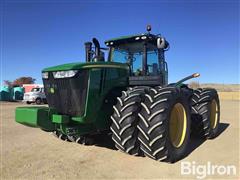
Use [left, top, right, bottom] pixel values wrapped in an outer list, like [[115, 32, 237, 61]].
[[92, 38, 104, 62]]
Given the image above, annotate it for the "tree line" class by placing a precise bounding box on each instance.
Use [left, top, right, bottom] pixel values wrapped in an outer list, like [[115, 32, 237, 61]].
[[4, 77, 36, 87]]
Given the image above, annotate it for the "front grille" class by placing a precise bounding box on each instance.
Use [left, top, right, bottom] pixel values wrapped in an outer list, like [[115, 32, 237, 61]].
[[43, 70, 89, 116]]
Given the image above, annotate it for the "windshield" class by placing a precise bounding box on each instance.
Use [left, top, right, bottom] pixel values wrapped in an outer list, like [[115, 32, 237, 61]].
[[31, 88, 40, 92], [110, 45, 159, 75]]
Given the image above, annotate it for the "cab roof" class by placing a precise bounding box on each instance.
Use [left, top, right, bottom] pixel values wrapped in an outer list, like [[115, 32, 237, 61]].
[[104, 33, 159, 47]]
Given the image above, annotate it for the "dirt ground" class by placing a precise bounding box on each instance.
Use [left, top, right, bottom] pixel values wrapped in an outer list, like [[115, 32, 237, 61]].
[[218, 92, 240, 101], [1, 99, 239, 179]]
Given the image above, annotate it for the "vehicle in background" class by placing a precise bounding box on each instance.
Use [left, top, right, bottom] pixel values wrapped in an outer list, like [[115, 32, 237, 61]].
[[23, 87, 47, 104], [22, 84, 43, 93]]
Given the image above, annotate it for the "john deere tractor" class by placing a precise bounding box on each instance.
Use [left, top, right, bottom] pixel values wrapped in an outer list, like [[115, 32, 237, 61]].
[[15, 26, 220, 162]]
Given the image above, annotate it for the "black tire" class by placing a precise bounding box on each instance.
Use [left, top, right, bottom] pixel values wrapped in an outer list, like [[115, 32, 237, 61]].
[[52, 131, 70, 141], [35, 98, 42, 105], [52, 131, 94, 144], [110, 87, 146, 155], [68, 135, 95, 145], [138, 87, 191, 162], [191, 88, 220, 139], [26, 101, 31, 104]]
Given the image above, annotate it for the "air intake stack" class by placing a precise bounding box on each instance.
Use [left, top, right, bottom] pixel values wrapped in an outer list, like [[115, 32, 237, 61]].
[[84, 42, 92, 62]]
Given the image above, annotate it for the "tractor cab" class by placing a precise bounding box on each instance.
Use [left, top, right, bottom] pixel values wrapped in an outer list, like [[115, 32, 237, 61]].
[[84, 26, 170, 86], [105, 27, 169, 86]]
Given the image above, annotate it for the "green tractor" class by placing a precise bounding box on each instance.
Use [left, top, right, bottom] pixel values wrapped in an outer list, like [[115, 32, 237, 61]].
[[15, 26, 220, 162]]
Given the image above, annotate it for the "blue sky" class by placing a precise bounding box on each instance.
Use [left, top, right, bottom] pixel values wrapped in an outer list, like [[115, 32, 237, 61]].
[[1, 0, 239, 84]]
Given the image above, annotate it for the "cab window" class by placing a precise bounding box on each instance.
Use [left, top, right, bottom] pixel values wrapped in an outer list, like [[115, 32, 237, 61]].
[[31, 88, 40, 92], [147, 50, 159, 75], [111, 48, 127, 64]]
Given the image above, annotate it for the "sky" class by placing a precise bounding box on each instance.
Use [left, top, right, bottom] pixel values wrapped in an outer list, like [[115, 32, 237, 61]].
[[1, 0, 239, 84]]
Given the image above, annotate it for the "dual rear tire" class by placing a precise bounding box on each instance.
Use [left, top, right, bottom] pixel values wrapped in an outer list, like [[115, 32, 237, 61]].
[[191, 88, 220, 139]]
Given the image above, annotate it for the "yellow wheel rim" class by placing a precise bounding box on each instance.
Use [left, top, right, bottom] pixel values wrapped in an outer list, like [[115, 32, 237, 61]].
[[210, 99, 218, 129], [169, 103, 187, 148]]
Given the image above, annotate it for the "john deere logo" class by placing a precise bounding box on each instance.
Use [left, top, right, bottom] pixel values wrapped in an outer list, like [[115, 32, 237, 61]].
[[50, 88, 55, 94]]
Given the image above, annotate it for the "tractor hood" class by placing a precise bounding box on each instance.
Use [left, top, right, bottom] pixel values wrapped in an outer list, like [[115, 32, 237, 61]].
[[42, 62, 129, 72]]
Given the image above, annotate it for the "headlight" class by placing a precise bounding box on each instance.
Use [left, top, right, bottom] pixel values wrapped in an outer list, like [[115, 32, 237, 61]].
[[42, 72, 49, 79], [53, 70, 78, 79]]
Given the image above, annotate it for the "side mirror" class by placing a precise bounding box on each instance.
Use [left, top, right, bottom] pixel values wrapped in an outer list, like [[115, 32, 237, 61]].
[[157, 37, 166, 49]]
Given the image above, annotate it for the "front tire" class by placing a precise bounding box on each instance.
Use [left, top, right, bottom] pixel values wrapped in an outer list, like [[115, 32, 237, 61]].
[[52, 131, 70, 141], [110, 87, 146, 155], [35, 98, 42, 105], [138, 87, 191, 162]]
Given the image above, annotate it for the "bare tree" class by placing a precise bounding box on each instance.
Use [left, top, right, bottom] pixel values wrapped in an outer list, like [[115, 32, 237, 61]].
[[3, 80, 13, 87]]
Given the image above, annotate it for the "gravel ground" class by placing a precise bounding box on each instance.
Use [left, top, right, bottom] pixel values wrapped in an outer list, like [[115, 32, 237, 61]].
[[1, 100, 239, 179]]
